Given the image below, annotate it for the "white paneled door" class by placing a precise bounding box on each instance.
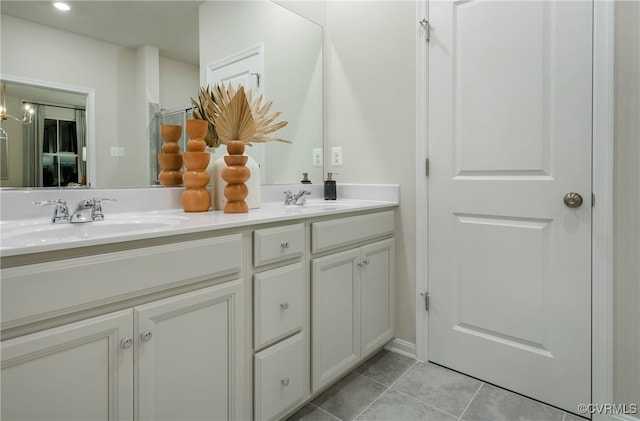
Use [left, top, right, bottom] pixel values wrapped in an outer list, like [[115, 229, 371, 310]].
[[428, 0, 592, 413]]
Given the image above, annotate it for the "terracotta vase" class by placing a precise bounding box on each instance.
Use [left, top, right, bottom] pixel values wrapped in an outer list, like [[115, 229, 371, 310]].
[[213, 153, 260, 210], [158, 124, 183, 186], [185, 119, 207, 152], [221, 140, 250, 213], [181, 120, 211, 212]]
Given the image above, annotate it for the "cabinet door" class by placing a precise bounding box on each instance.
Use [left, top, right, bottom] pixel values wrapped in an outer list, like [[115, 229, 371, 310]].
[[135, 280, 245, 421], [1, 310, 134, 421], [311, 249, 361, 393], [361, 239, 396, 357]]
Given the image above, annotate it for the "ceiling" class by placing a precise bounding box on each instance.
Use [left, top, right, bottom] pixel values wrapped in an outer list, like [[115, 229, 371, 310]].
[[0, 1, 202, 65]]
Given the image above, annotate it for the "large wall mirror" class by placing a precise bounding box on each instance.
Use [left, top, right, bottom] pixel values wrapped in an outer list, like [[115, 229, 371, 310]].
[[0, 1, 323, 189]]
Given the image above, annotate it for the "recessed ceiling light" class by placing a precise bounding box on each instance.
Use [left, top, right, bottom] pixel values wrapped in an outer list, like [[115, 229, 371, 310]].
[[53, 2, 71, 12]]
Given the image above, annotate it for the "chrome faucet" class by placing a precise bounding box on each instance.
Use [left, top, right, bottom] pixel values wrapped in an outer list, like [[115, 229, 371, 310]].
[[34, 199, 70, 224], [283, 190, 311, 206], [34, 198, 116, 223]]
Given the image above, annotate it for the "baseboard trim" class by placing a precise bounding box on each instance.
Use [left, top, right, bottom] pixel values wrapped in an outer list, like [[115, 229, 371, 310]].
[[385, 338, 417, 360]]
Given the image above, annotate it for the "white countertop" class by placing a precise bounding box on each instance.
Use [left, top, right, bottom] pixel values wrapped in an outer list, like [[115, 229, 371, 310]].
[[0, 184, 399, 258]]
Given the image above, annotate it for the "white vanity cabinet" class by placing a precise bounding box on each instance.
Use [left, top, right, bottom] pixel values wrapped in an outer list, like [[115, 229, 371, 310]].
[[1, 310, 135, 421], [1, 234, 247, 421], [0, 198, 399, 421], [252, 223, 309, 420], [310, 211, 396, 392]]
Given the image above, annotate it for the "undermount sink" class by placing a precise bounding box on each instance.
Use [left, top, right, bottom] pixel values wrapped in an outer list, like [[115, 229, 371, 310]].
[[1, 214, 190, 248]]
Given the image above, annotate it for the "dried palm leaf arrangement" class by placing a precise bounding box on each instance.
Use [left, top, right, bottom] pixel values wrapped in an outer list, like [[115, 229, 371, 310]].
[[191, 83, 291, 147]]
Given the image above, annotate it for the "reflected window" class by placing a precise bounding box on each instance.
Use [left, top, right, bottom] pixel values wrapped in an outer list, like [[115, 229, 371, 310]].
[[42, 117, 79, 187]]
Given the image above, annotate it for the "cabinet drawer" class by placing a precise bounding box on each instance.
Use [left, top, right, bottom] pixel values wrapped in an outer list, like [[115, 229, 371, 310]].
[[1, 235, 243, 330], [311, 210, 394, 253], [254, 263, 305, 349], [253, 223, 304, 266], [254, 332, 306, 421]]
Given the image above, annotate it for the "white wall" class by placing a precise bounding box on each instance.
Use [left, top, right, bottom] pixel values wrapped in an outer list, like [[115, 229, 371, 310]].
[[614, 0, 640, 412], [322, 1, 417, 342], [159, 57, 199, 111]]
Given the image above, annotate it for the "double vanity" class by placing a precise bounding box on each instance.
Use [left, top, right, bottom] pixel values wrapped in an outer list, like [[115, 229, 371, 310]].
[[0, 184, 398, 420]]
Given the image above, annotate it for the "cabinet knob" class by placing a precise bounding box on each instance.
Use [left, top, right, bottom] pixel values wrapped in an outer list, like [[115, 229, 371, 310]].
[[280, 301, 289, 311], [280, 241, 289, 249], [120, 337, 133, 349], [281, 377, 290, 387], [140, 330, 153, 342], [358, 259, 370, 267]]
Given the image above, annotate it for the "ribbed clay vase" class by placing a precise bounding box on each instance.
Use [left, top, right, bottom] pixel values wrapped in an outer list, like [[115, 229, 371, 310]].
[[158, 124, 183, 186], [221, 140, 250, 213], [181, 119, 210, 212]]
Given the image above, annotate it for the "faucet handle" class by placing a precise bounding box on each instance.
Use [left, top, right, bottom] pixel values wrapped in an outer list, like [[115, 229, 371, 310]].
[[34, 198, 67, 207], [282, 190, 294, 205], [33, 199, 70, 223], [89, 198, 116, 220], [293, 190, 311, 205]]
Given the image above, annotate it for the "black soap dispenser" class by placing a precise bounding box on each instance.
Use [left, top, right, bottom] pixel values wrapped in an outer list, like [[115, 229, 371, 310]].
[[324, 172, 337, 200]]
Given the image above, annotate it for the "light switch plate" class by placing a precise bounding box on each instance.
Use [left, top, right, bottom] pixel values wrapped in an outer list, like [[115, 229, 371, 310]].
[[110, 146, 125, 157], [313, 148, 323, 167], [331, 146, 343, 166]]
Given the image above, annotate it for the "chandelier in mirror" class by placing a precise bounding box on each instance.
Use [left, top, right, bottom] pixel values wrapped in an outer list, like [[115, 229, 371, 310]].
[[1, 83, 34, 125]]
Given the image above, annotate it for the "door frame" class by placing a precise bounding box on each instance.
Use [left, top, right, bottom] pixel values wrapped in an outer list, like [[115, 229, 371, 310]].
[[414, 0, 615, 414]]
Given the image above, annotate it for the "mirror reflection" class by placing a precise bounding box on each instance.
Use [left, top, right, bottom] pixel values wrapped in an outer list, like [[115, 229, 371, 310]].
[[0, 1, 323, 189], [0, 81, 88, 188]]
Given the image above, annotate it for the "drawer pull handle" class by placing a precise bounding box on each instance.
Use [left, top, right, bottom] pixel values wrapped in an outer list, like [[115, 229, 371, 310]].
[[281, 377, 290, 387], [120, 337, 133, 350], [280, 301, 289, 311], [140, 330, 153, 342], [281, 241, 289, 249]]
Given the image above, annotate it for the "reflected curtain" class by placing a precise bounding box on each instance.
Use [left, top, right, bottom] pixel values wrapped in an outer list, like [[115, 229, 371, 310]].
[[75, 109, 86, 184], [23, 104, 45, 187]]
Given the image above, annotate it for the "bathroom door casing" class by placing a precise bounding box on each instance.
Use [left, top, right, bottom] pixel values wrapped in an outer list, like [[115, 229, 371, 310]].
[[428, 0, 592, 414]]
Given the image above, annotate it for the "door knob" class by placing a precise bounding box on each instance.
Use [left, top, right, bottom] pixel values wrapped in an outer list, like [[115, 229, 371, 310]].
[[563, 192, 583, 208]]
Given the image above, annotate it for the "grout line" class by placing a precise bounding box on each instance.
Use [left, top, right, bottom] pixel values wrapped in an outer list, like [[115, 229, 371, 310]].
[[350, 359, 420, 421], [350, 380, 389, 421], [458, 382, 484, 421], [390, 387, 461, 420], [308, 402, 343, 421], [356, 359, 419, 390], [386, 359, 419, 389]]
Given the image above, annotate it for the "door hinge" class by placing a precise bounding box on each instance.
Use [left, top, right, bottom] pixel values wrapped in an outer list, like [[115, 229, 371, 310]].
[[425, 158, 430, 176], [419, 19, 430, 42], [592, 193, 595, 207], [420, 291, 430, 311]]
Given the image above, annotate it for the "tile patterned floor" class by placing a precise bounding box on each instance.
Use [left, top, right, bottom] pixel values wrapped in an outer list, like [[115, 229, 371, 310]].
[[287, 350, 587, 421]]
